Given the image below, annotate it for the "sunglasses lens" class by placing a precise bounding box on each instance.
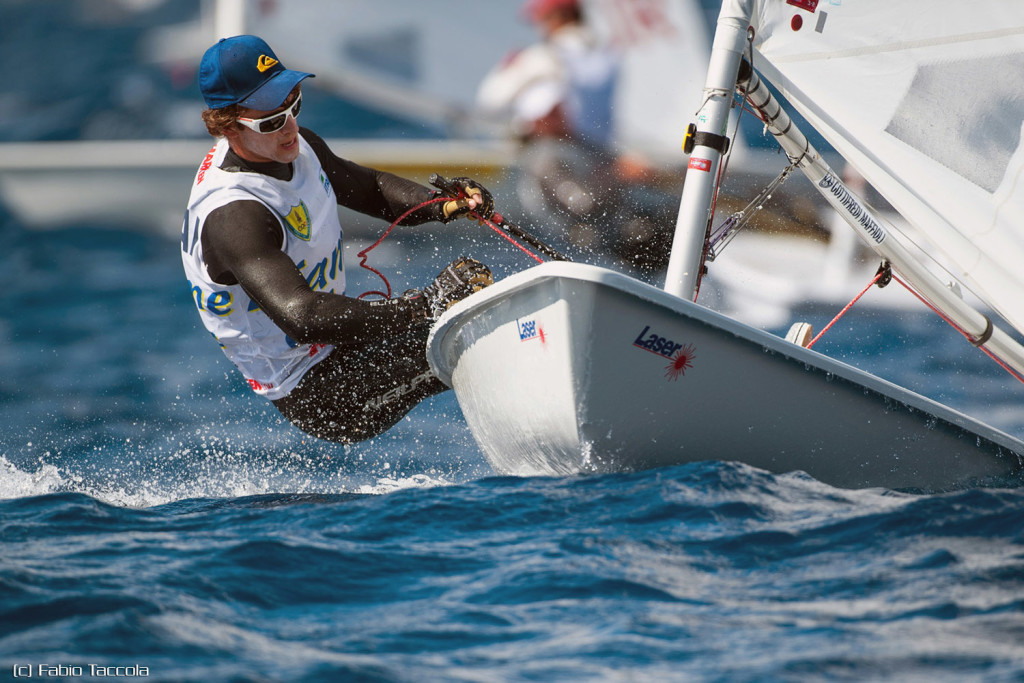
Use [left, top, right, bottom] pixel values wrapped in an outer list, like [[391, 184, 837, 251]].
[[258, 113, 287, 134], [257, 96, 301, 133], [240, 94, 302, 134]]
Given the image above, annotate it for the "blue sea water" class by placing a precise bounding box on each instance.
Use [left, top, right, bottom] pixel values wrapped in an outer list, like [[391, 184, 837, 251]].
[[2, 216, 1024, 682]]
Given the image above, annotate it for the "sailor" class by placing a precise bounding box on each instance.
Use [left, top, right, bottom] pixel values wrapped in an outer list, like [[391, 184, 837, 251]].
[[477, 0, 676, 274], [182, 35, 495, 443]]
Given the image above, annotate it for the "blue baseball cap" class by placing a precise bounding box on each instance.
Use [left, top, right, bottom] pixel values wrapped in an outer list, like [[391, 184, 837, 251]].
[[199, 35, 314, 110]]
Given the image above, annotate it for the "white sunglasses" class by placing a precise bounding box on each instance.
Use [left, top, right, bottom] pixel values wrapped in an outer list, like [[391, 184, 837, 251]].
[[236, 93, 302, 134]]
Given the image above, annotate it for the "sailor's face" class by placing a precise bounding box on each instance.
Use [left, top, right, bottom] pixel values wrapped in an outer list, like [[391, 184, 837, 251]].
[[229, 90, 302, 164]]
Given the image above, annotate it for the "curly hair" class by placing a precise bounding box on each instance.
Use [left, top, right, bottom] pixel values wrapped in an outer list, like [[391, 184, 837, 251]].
[[201, 105, 241, 138]]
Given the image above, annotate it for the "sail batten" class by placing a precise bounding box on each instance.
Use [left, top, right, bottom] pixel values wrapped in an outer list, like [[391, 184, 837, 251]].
[[766, 26, 1024, 64]]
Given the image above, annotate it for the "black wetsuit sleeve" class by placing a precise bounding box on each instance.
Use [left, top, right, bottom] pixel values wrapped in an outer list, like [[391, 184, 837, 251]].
[[201, 200, 430, 346], [299, 127, 447, 225]]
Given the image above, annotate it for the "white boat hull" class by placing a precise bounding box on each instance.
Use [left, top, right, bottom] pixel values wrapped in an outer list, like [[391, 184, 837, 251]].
[[427, 262, 1023, 490]]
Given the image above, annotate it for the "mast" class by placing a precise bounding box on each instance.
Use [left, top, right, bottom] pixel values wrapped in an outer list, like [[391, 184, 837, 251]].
[[213, 0, 248, 39], [664, 0, 754, 299]]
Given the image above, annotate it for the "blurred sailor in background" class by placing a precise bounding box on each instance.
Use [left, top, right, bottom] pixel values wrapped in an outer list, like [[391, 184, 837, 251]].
[[477, 0, 676, 274]]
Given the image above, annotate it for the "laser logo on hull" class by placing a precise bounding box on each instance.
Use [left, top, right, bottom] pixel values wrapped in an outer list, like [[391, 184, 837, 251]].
[[633, 325, 697, 381]]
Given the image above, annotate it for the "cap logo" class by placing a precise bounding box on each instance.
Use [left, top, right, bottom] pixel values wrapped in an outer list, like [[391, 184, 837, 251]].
[[257, 55, 279, 73]]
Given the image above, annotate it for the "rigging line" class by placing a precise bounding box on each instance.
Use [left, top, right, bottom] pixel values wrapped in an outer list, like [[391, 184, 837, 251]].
[[357, 198, 548, 300], [806, 268, 887, 349], [811, 267, 1024, 384], [471, 212, 545, 264], [868, 209, 982, 304], [706, 35, 800, 262], [356, 196, 448, 300], [706, 162, 796, 259], [891, 275, 1024, 385], [693, 158, 728, 301], [692, 87, 735, 118]]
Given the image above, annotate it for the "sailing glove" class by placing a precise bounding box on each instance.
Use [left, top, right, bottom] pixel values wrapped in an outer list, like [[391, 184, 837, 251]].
[[420, 257, 494, 320], [437, 176, 495, 223]]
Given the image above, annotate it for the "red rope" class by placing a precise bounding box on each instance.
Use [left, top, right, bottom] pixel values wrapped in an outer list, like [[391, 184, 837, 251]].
[[356, 197, 545, 300], [890, 275, 1024, 385], [804, 268, 1024, 385], [806, 269, 886, 349], [356, 197, 447, 299], [475, 212, 545, 264]]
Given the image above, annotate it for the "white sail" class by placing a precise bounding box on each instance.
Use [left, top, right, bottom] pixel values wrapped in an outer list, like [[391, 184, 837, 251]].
[[584, 0, 715, 159], [746, 0, 1024, 335]]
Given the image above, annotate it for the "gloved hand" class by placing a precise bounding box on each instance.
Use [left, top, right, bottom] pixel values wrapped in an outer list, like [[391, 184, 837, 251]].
[[432, 175, 495, 223], [420, 257, 493, 320]]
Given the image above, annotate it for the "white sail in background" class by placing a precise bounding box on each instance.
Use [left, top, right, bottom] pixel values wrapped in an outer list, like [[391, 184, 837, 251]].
[[746, 0, 1024, 334], [240, 1, 535, 129], [585, 0, 714, 159], [236, 0, 711, 157]]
